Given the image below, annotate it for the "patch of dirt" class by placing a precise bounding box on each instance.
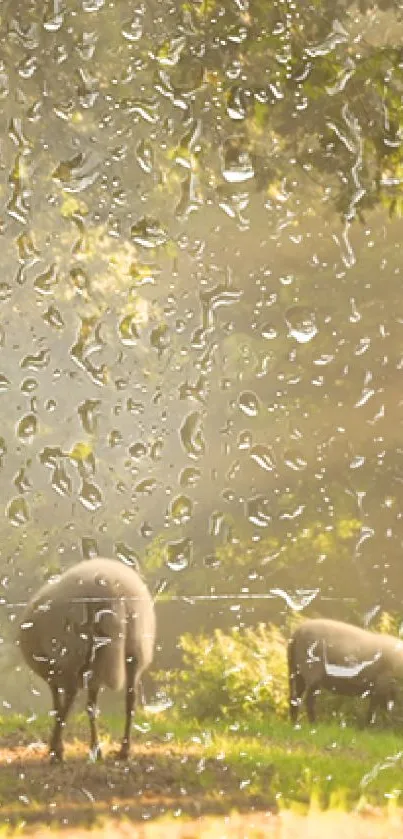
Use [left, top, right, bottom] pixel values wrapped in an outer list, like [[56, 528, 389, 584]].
[[0, 741, 275, 829]]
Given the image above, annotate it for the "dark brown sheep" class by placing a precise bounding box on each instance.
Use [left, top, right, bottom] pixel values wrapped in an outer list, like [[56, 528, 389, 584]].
[[18, 558, 156, 762], [288, 617, 403, 725]]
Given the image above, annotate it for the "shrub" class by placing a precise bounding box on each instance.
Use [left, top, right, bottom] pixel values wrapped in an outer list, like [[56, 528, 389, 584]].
[[165, 622, 289, 721]]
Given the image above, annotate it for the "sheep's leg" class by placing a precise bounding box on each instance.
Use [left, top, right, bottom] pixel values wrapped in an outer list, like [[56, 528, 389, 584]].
[[366, 691, 379, 726], [306, 685, 317, 723], [87, 682, 102, 761], [289, 671, 305, 724], [118, 657, 137, 760], [49, 683, 77, 762]]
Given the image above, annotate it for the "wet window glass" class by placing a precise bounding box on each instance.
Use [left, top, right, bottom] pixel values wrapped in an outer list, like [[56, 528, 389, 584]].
[[1, 1, 403, 836]]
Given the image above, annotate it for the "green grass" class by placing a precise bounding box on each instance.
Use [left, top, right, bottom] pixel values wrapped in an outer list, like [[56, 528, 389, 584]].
[[1, 709, 403, 816]]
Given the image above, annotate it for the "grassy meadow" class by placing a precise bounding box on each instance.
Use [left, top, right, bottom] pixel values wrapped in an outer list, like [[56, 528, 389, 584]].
[[1, 708, 403, 834]]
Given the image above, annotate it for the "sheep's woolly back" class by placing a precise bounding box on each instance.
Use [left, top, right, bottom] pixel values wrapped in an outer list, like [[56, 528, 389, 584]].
[[18, 558, 156, 692], [292, 618, 403, 678]]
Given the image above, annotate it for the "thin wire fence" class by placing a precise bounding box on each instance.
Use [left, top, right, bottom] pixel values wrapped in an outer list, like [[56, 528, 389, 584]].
[[0, 590, 357, 610]]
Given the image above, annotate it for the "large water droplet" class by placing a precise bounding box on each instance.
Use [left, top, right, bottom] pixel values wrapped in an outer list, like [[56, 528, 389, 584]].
[[131, 217, 168, 249], [122, 16, 143, 41], [150, 324, 170, 355], [21, 350, 50, 370], [119, 314, 139, 346], [17, 413, 37, 444], [79, 480, 103, 511], [0, 375, 10, 393], [20, 378, 38, 394], [52, 464, 72, 497], [52, 152, 101, 193], [129, 441, 147, 460], [222, 138, 254, 183], [250, 444, 276, 471], [238, 391, 259, 417], [238, 431, 252, 450], [78, 400, 101, 434], [33, 264, 58, 295], [200, 283, 243, 329], [285, 306, 318, 344], [179, 411, 205, 459], [135, 478, 158, 496], [284, 449, 308, 471], [169, 495, 192, 524], [136, 139, 154, 173], [209, 511, 225, 537], [166, 538, 192, 571], [7, 496, 30, 526], [179, 466, 201, 487], [246, 495, 271, 527], [226, 85, 247, 121]]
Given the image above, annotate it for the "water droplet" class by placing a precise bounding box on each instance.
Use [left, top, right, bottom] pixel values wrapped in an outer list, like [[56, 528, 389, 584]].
[[20, 350, 50, 370], [209, 511, 225, 537], [79, 481, 103, 511], [135, 479, 158, 496], [33, 264, 58, 295], [17, 413, 37, 444], [52, 152, 101, 193], [78, 400, 101, 434], [284, 450, 307, 471], [14, 467, 31, 494], [246, 495, 271, 527], [122, 16, 143, 41], [238, 391, 259, 417], [127, 400, 145, 416], [7, 496, 30, 526], [200, 283, 243, 329], [21, 378, 38, 394], [109, 430, 123, 448], [350, 455, 365, 470], [238, 431, 252, 450], [166, 538, 192, 572], [129, 442, 147, 460], [261, 324, 278, 340], [82, 537, 99, 559], [150, 324, 170, 355], [222, 138, 254, 183], [179, 411, 205, 459], [226, 85, 247, 121], [52, 464, 72, 497], [179, 467, 201, 487], [0, 284, 12, 302], [43, 305, 64, 330], [135, 139, 154, 174], [131, 217, 168, 249], [83, 0, 105, 13], [0, 375, 10, 393], [0, 61, 9, 99], [119, 314, 139, 346], [39, 446, 64, 468], [285, 306, 318, 344], [150, 439, 163, 461], [250, 444, 276, 471], [43, 3, 64, 31], [204, 554, 221, 568], [169, 495, 192, 524]]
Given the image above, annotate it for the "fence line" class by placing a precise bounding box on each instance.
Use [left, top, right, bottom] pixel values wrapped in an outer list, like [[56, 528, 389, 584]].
[[0, 590, 356, 610]]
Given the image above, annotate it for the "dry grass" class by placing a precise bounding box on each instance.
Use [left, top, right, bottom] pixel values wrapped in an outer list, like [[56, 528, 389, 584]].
[[14, 809, 403, 839]]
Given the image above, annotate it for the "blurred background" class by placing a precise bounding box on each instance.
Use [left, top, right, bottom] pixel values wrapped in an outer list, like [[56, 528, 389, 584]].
[[0, 0, 403, 712]]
